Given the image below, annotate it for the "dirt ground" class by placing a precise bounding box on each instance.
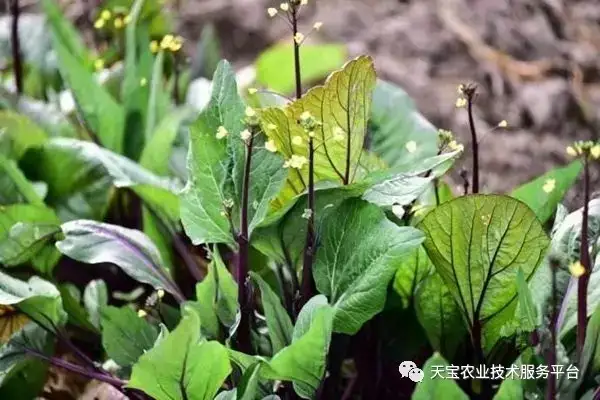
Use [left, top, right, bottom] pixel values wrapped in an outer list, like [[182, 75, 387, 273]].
[[179, 0, 600, 206], [54, 0, 600, 205]]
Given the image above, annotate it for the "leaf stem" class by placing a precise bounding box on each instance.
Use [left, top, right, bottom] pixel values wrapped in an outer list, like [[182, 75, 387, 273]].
[[292, 6, 302, 100], [577, 155, 591, 361], [9, 0, 23, 95], [464, 85, 479, 193], [546, 258, 560, 400], [236, 134, 255, 353]]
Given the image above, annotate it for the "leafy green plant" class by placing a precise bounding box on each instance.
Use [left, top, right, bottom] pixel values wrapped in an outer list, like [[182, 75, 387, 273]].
[[1, 0, 599, 399]]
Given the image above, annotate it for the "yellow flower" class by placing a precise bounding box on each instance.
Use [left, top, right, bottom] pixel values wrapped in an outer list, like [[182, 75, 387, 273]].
[[300, 111, 312, 121], [498, 120, 508, 128], [94, 18, 105, 29], [280, 2, 290, 11], [569, 261, 585, 278], [267, 7, 278, 17], [265, 139, 277, 152], [101, 9, 112, 20], [313, 22, 323, 30], [300, 0, 308, 4], [456, 97, 467, 108], [124, 14, 132, 24], [542, 178, 556, 194], [248, 87, 258, 95], [240, 129, 252, 141], [140, 78, 147, 86], [591, 144, 600, 160], [157, 289, 165, 299], [150, 40, 160, 53], [160, 34, 175, 50], [294, 32, 305, 44], [284, 155, 308, 169], [308, 131, 315, 137], [216, 126, 228, 139], [137, 309, 147, 318], [245, 106, 256, 118], [405, 141, 417, 153], [114, 17, 124, 29], [566, 146, 579, 157], [292, 136, 303, 145], [94, 59, 105, 71], [169, 36, 184, 52], [457, 84, 465, 94], [411, 204, 428, 217], [448, 140, 464, 152]]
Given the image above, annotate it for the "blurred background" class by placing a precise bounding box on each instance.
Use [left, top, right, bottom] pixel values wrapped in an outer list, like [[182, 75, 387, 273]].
[[2, 0, 600, 203]]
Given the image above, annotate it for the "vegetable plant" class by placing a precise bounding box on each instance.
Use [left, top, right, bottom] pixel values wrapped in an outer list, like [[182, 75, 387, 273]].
[[0, 0, 599, 399]]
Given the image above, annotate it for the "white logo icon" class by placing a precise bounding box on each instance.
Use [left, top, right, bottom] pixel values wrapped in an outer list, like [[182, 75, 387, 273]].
[[399, 361, 424, 383]]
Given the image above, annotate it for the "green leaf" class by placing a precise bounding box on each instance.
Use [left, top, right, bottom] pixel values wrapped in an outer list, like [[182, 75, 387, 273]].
[[393, 246, 433, 308], [419, 195, 549, 342], [0, 204, 61, 273], [493, 378, 524, 400], [414, 272, 465, 358], [412, 353, 469, 400], [0, 155, 44, 206], [58, 284, 97, 333], [236, 362, 263, 400], [191, 247, 238, 338], [500, 268, 538, 336], [511, 161, 582, 224], [313, 198, 424, 334], [262, 296, 333, 399], [368, 79, 439, 168], [580, 305, 600, 379], [0, 111, 47, 160], [260, 56, 377, 208], [101, 306, 159, 367], [40, 0, 90, 65], [128, 308, 232, 400], [140, 108, 192, 175], [50, 30, 124, 152], [190, 23, 221, 80], [180, 60, 245, 246], [83, 279, 108, 330], [250, 272, 293, 354], [0, 322, 52, 394], [255, 43, 347, 94], [56, 220, 183, 302], [0, 271, 65, 326]]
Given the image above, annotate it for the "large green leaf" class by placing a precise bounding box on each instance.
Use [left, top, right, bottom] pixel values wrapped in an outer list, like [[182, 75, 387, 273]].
[[313, 198, 424, 334], [511, 161, 582, 224], [414, 272, 465, 358], [261, 295, 333, 399], [250, 272, 293, 354], [419, 195, 549, 339], [368, 79, 439, 168], [260, 55, 377, 208], [0, 111, 47, 160], [180, 60, 244, 246], [412, 353, 469, 400], [255, 43, 347, 94], [101, 306, 159, 367], [56, 219, 184, 303], [83, 279, 108, 330], [191, 247, 238, 338], [0, 270, 65, 326], [128, 308, 232, 400], [49, 27, 124, 152]]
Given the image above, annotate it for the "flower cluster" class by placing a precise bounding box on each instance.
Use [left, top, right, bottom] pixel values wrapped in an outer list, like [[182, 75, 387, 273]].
[[437, 129, 464, 153], [94, 9, 131, 30], [566, 140, 600, 159], [456, 83, 477, 108], [266, 1, 323, 46], [150, 34, 185, 54]]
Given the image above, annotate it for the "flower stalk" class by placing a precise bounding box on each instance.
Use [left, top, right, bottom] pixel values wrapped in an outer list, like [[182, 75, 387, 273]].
[[546, 257, 560, 400], [460, 84, 479, 193], [9, 0, 23, 95], [577, 154, 591, 361]]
